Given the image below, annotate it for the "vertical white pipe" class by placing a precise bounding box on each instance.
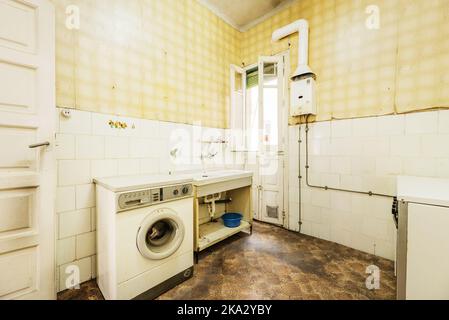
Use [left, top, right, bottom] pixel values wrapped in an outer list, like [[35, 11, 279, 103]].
[[297, 21, 309, 67]]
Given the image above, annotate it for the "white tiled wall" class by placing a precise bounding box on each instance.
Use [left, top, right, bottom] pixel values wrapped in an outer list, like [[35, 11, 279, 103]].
[[56, 106, 449, 287], [55, 108, 228, 291], [288, 110, 449, 261]]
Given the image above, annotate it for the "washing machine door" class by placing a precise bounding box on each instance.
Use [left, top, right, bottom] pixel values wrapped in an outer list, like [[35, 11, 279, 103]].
[[136, 208, 185, 260]]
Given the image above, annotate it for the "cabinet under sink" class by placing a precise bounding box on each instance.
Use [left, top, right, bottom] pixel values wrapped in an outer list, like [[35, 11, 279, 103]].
[[192, 170, 253, 256]]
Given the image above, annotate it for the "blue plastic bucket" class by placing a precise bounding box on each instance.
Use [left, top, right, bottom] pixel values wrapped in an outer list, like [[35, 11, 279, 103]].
[[222, 213, 243, 228]]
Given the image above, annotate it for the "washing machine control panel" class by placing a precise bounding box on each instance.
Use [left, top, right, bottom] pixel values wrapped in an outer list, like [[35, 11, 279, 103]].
[[163, 184, 192, 201], [117, 184, 192, 211]]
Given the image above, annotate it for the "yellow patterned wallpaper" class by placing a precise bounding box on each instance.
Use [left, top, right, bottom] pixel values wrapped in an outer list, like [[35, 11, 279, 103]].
[[53, 0, 449, 128], [52, 0, 241, 129], [242, 0, 449, 123]]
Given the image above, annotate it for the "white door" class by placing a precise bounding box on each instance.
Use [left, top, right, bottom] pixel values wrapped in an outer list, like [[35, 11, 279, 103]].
[[249, 55, 286, 226], [0, 0, 55, 299]]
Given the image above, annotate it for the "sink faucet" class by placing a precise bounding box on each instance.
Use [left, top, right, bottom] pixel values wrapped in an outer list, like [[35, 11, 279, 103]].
[[201, 151, 218, 161], [200, 151, 218, 174], [170, 148, 179, 159]]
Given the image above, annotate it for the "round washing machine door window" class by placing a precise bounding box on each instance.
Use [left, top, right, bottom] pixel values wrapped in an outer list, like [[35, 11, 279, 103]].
[[136, 208, 185, 260]]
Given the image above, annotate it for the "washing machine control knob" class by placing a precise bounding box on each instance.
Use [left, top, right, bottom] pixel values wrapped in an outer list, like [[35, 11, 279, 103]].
[[173, 189, 179, 196], [182, 186, 189, 195]]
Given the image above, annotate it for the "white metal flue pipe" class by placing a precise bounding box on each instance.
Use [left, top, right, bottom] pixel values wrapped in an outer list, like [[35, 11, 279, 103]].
[[272, 19, 314, 79]]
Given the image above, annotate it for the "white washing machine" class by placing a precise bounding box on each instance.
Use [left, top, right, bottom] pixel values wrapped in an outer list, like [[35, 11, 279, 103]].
[[94, 175, 194, 300]]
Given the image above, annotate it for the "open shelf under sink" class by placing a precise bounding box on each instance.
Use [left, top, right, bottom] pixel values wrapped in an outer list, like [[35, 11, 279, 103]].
[[198, 220, 251, 251]]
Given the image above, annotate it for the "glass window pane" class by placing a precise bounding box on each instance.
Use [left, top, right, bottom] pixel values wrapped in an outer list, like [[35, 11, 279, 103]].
[[246, 86, 259, 151], [263, 87, 278, 147], [264, 76, 278, 86]]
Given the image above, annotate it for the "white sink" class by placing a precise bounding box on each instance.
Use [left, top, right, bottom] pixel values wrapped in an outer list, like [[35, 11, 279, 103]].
[[192, 170, 253, 187]]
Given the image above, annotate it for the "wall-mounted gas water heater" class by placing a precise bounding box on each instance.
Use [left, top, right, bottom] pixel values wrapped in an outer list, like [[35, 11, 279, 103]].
[[272, 19, 317, 117]]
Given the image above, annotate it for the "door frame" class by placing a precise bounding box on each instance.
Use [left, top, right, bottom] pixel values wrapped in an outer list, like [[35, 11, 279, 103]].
[[241, 51, 290, 228]]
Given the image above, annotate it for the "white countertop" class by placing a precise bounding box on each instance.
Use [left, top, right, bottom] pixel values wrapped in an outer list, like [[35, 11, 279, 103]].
[[94, 174, 193, 193], [93, 170, 254, 192], [397, 176, 449, 207], [191, 170, 253, 187]]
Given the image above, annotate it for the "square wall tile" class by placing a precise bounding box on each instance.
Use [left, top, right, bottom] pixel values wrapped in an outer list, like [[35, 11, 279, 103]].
[[405, 112, 438, 135], [352, 117, 377, 137], [350, 233, 375, 255], [129, 138, 153, 158], [289, 125, 300, 142], [331, 119, 352, 138], [59, 209, 91, 239], [310, 189, 331, 208], [390, 136, 421, 157], [76, 232, 96, 260], [422, 135, 449, 158], [91, 160, 118, 179], [152, 139, 169, 159], [118, 159, 140, 176], [56, 186, 76, 213], [288, 186, 300, 204], [105, 136, 129, 159], [300, 221, 312, 237], [320, 173, 340, 188], [92, 113, 118, 136], [361, 137, 390, 157], [375, 239, 395, 261], [58, 160, 91, 186], [310, 121, 331, 139], [311, 223, 331, 241], [330, 157, 351, 175], [377, 114, 405, 136], [330, 227, 351, 248], [159, 122, 178, 140], [56, 134, 75, 160], [368, 197, 394, 221], [76, 135, 105, 160], [76, 184, 96, 209], [361, 217, 390, 242], [140, 119, 160, 138], [59, 257, 92, 291], [57, 237, 76, 266], [302, 204, 323, 224], [376, 157, 403, 176], [340, 175, 364, 191], [402, 157, 437, 177], [351, 157, 376, 175], [116, 116, 141, 138], [436, 159, 449, 178], [59, 109, 92, 135], [309, 156, 331, 173], [140, 158, 160, 174], [439, 110, 449, 134], [330, 191, 352, 212]]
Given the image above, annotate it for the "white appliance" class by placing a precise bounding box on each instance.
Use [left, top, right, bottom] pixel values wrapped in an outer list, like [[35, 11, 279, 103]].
[[94, 175, 194, 300], [396, 176, 449, 300], [290, 77, 317, 116]]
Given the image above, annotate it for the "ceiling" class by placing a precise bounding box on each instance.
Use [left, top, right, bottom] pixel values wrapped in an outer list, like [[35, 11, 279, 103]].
[[199, 0, 294, 31]]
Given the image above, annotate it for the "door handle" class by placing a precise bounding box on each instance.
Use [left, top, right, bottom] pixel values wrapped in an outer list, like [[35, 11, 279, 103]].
[[29, 142, 50, 149]]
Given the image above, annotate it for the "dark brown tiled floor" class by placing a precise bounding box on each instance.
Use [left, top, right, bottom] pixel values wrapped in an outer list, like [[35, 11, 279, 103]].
[[58, 222, 396, 300]]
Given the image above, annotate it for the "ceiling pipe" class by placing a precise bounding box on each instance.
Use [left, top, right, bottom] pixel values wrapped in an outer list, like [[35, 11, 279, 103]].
[[272, 19, 315, 80]]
